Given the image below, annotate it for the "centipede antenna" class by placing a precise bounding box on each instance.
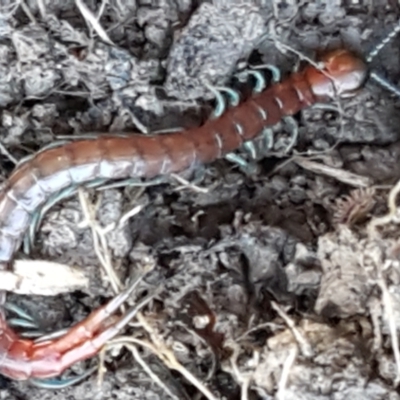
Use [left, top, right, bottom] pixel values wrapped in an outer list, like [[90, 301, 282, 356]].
[[366, 19, 400, 63], [370, 71, 400, 98]]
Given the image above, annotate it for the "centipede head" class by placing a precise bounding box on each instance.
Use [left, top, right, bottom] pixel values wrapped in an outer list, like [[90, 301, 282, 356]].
[[305, 49, 368, 100]]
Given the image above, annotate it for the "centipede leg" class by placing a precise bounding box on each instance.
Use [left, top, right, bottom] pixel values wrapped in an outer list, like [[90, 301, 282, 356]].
[[224, 153, 257, 175], [224, 153, 251, 170], [3, 303, 40, 332], [282, 116, 299, 153], [206, 83, 258, 170], [94, 176, 167, 192], [223, 64, 282, 172], [238, 64, 281, 159], [206, 84, 240, 118], [23, 184, 82, 255], [205, 74, 274, 172], [24, 176, 168, 255], [247, 117, 297, 157], [225, 142, 260, 174], [257, 63, 281, 83], [29, 366, 98, 389], [260, 127, 274, 152], [236, 70, 267, 93]]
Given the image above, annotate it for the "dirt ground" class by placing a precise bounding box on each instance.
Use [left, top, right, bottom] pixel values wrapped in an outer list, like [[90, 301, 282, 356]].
[[2, 1, 400, 399]]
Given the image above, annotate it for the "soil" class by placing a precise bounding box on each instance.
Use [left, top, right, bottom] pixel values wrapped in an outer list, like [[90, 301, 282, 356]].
[[1, 1, 400, 399]]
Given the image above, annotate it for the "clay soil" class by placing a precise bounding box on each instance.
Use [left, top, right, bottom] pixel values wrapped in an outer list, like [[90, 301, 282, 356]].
[[2, 1, 400, 399]]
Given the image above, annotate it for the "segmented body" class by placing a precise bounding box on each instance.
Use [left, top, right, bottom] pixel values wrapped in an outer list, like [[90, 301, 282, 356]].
[[0, 49, 368, 380]]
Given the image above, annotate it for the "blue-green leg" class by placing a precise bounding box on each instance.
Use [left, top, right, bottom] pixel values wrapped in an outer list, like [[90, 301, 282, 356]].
[[4, 302, 97, 387], [222, 64, 281, 172]]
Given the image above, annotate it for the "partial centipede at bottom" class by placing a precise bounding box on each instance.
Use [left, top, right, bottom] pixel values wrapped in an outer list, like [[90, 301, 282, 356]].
[[0, 49, 368, 380]]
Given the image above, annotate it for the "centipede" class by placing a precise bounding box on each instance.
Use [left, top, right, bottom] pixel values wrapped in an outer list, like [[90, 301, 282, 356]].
[[0, 49, 368, 380]]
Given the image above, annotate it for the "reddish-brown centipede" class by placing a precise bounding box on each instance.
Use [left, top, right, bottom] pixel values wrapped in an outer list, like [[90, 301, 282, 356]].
[[0, 49, 367, 380]]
